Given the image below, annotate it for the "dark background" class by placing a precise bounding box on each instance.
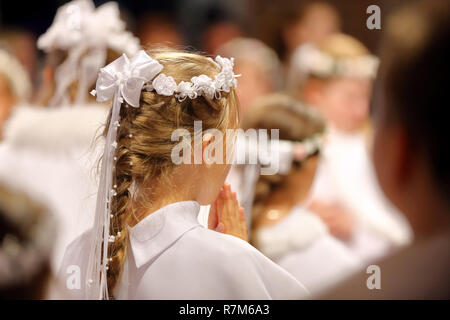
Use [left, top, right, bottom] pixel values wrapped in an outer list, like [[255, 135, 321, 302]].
[[0, 0, 411, 55]]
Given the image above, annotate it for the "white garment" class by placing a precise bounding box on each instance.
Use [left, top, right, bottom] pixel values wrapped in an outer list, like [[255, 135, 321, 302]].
[[309, 128, 412, 262], [256, 206, 362, 296], [0, 104, 107, 273], [59, 201, 309, 299]]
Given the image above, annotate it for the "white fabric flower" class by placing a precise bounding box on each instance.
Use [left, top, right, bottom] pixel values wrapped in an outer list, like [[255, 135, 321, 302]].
[[152, 74, 177, 96], [191, 74, 216, 99], [214, 56, 237, 93], [175, 81, 197, 101]]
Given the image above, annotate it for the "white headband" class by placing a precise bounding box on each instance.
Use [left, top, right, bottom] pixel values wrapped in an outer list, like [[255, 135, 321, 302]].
[[85, 49, 239, 299], [288, 43, 379, 90], [37, 0, 140, 107]]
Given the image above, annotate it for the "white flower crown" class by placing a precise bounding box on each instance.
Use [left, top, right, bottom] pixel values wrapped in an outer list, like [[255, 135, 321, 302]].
[[292, 43, 379, 80], [92, 50, 239, 107]]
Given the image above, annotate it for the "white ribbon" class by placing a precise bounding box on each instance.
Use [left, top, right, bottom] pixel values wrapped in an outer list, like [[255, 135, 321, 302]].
[[94, 51, 163, 107], [38, 0, 141, 107], [86, 50, 162, 300]]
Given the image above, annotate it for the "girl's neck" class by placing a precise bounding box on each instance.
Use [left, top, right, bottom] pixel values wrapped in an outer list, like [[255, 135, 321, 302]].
[[129, 173, 197, 227], [130, 194, 193, 227]]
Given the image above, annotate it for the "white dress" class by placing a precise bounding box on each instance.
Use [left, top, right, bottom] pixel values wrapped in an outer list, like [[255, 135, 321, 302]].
[[309, 127, 413, 262], [256, 205, 362, 296], [59, 201, 310, 299], [0, 104, 107, 273]]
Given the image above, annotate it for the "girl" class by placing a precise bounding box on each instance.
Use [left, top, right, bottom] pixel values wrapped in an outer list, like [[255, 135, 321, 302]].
[[287, 34, 412, 263], [60, 49, 309, 299], [246, 94, 362, 295]]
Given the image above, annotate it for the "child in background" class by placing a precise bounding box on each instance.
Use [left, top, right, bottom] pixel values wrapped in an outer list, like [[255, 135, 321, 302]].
[[288, 33, 412, 263], [217, 37, 283, 113], [281, 1, 341, 64], [325, 0, 449, 298], [246, 94, 362, 296]]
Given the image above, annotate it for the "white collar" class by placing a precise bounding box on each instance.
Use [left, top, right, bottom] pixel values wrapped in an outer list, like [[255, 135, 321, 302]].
[[128, 201, 201, 268]]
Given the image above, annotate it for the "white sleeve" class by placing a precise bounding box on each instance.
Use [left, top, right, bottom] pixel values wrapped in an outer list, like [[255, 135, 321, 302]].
[[215, 234, 311, 299]]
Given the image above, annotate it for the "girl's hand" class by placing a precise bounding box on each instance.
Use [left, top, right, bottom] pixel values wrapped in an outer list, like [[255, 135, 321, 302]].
[[208, 183, 248, 242], [309, 201, 355, 241]]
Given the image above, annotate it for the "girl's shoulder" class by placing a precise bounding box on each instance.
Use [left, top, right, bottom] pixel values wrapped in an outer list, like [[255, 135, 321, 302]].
[[177, 226, 310, 299]]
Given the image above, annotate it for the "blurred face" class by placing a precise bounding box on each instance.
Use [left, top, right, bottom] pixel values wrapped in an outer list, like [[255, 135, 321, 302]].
[[285, 4, 340, 53], [235, 61, 272, 114], [0, 76, 15, 138], [204, 22, 242, 55], [138, 16, 183, 47], [316, 77, 372, 132]]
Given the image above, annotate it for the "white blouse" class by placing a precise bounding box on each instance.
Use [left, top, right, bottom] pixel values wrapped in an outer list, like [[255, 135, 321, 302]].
[[59, 201, 309, 299], [309, 128, 412, 262], [256, 206, 362, 296], [0, 104, 107, 273]]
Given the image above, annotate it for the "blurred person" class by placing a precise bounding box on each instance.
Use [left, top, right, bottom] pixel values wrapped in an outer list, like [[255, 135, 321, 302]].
[[288, 33, 412, 263], [0, 181, 56, 299], [0, 28, 37, 82], [176, 0, 244, 53], [137, 12, 183, 48], [34, 0, 139, 107], [246, 94, 362, 296], [282, 1, 341, 63], [203, 21, 242, 56], [217, 37, 283, 113], [0, 48, 31, 139], [0, 0, 140, 284], [324, 0, 449, 299], [59, 48, 309, 300]]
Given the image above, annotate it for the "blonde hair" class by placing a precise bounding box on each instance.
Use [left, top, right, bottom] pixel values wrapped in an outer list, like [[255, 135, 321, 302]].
[[243, 94, 324, 232], [318, 33, 370, 59], [105, 48, 239, 297]]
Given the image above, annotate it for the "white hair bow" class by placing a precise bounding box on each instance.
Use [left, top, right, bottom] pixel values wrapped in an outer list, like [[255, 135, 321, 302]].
[[37, 0, 140, 107], [93, 51, 163, 107]]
